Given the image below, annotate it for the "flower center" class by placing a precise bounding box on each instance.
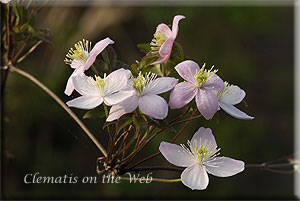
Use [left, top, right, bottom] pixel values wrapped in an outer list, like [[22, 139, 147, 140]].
[[150, 31, 167, 52], [131, 72, 157, 96], [64, 39, 91, 65], [88, 74, 107, 95], [216, 81, 232, 99], [194, 63, 218, 88]]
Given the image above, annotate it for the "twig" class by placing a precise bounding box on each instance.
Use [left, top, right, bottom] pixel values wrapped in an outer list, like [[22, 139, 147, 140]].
[[17, 40, 43, 63]]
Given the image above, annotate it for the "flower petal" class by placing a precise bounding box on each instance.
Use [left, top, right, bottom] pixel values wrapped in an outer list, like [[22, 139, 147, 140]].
[[144, 77, 178, 95], [181, 164, 209, 190], [219, 102, 254, 120], [190, 127, 217, 154], [195, 89, 219, 120], [175, 60, 200, 83], [156, 23, 172, 38], [70, 59, 84, 69], [159, 141, 195, 167], [152, 38, 174, 65], [104, 90, 134, 106], [220, 85, 246, 105], [169, 82, 197, 109], [104, 68, 131, 94], [106, 95, 139, 122], [171, 15, 185, 39], [203, 74, 225, 91], [66, 96, 103, 110], [205, 157, 245, 177], [72, 74, 98, 96], [83, 37, 114, 71], [64, 67, 85, 96], [139, 94, 168, 119]]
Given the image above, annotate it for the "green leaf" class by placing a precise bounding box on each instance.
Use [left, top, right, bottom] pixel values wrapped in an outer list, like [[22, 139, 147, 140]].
[[101, 46, 117, 73], [137, 43, 152, 54], [116, 60, 129, 69], [139, 55, 157, 71], [129, 63, 139, 77], [83, 108, 106, 119], [146, 116, 176, 133]]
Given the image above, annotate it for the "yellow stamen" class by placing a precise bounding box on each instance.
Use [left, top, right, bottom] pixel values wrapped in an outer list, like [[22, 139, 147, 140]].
[[64, 39, 91, 65], [150, 31, 167, 51], [194, 63, 218, 88]]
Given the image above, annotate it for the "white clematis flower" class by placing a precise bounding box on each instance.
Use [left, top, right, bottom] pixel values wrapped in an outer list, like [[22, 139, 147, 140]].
[[107, 72, 178, 121], [66, 68, 132, 109], [216, 82, 254, 120], [159, 127, 245, 190]]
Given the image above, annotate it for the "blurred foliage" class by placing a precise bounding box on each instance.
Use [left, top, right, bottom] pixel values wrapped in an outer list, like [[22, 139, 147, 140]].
[[1, 3, 295, 200]]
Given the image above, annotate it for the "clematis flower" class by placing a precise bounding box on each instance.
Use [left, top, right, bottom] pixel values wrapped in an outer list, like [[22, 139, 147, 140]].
[[106, 72, 178, 121], [216, 82, 254, 120], [64, 37, 114, 96], [159, 127, 245, 190], [1, 0, 11, 3], [66, 68, 131, 109], [169, 60, 225, 120], [150, 15, 185, 65]]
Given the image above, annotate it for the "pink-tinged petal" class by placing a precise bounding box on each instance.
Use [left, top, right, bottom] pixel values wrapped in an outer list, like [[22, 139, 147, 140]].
[[205, 157, 245, 177], [83, 37, 114, 71], [175, 60, 200, 83], [64, 67, 85, 96], [72, 74, 98, 96], [104, 90, 134, 106], [70, 59, 84, 69], [203, 74, 225, 91], [106, 95, 139, 122], [151, 38, 174, 65], [1, 0, 11, 3], [190, 127, 217, 154], [159, 141, 195, 167], [169, 82, 197, 109], [139, 94, 168, 119], [220, 85, 246, 105], [181, 164, 209, 190], [219, 102, 254, 120], [195, 89, 218, 120], [144, 77, 178, 95], [66, 96, 103, 110], [104, 68, 131, 94], [171, 15, 185, 39], [156, 23, 172, 38]]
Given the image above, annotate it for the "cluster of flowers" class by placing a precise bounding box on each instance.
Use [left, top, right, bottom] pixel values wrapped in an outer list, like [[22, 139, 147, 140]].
[[64, 15, 253, 190]]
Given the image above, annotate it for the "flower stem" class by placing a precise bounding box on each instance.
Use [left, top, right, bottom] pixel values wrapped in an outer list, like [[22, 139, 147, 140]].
[[8, 64, 107, 157], [170, 114, 202, 126], [174, 41, 184, 61]]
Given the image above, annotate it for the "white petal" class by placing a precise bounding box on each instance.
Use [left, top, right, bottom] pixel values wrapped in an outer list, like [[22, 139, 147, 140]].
[[220, 85, 245, 105], [64, 67, 85, 96], [220, 102, 254, 120], [190, 127, 217, 155], [181, 164, 209, 190], [159, 141, 195, 167], [103, 90, 134, 106], [72, 75, 98, 96], [205, 157, 245, 177], [144, 77, 178, 95], [139, 94, 168, 119], [67, 96, 103, 110], [106, 95, 139, 122], [104, 68, 131, 94]]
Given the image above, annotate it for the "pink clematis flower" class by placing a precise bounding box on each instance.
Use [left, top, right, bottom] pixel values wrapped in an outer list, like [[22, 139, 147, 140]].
[[159, 127, 245, 190], [64, 37, 114, 96], [150, 15, 185, 65], [1, 0, 11, 3], [216, 82, 254, 120], [169, 60, 225, 120], [107, 72, 178, 122], [66, 68, 132, 109]]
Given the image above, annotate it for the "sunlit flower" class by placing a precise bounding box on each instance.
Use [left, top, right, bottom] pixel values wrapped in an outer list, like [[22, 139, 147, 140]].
[[64, 37, 114, 96], [216, 82, 254, 120], [169, 60, 225, 120], [159, 127, 245, 190], [150, 15, 185, 65], [107, 72, 178, 121], [1, 0, 11, 3], [66, 68, 131, 109]]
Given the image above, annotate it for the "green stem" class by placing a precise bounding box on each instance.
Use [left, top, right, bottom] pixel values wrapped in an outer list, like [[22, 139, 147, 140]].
[[170, 114, 202, 126], [174, 41, 184, 61]]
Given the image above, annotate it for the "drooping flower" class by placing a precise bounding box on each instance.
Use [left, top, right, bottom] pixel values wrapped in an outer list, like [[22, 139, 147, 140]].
[[66, 68, 131, 109], [64, 37, 114, 96], [150, 15, 185, 65], [169, 60, 225, 120], [106, 72, 178, 121], [159, 127, 245, 190], [216, 82, 254, 120]]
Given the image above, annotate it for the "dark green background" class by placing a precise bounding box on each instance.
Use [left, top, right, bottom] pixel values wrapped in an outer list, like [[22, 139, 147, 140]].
[[1, 4, 295, 200]]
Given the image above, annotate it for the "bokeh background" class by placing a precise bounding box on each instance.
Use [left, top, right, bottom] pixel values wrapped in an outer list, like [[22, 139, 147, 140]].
[[1, 2, 296, 200]]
